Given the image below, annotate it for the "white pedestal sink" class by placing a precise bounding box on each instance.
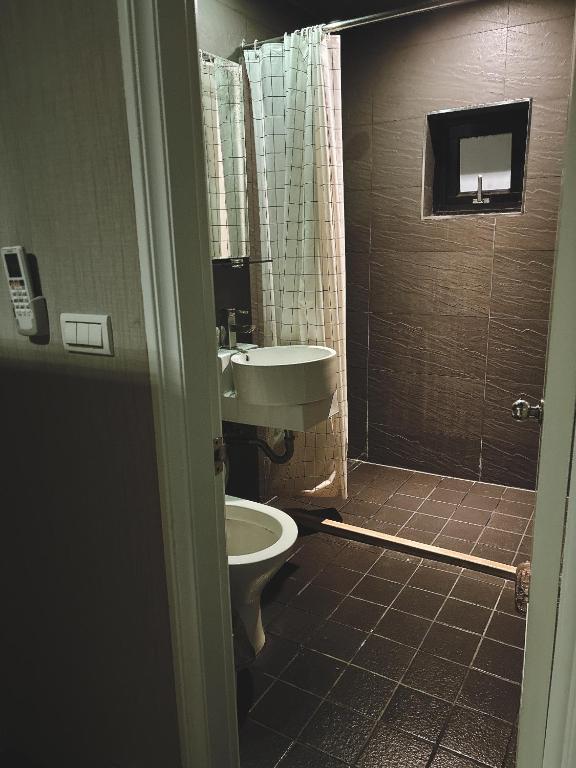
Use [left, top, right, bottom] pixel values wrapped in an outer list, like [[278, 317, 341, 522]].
[[218, 345, 338, 431], [231, 345, 338, 406]]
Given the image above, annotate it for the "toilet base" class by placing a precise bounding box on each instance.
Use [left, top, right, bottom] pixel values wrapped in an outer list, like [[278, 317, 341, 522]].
[[236, 599, 265, 655], [226, 495, 299, 660]]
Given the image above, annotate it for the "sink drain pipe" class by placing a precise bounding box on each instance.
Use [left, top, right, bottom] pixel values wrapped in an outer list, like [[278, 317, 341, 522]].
[[226, 429, 295, 464]]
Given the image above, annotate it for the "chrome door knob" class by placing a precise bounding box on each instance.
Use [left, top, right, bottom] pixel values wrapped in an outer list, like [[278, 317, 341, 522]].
[[512, 397, 544, 424]]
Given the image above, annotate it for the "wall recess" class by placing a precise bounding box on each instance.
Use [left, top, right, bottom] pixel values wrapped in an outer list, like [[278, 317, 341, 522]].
[[424, 99, 531, 216]]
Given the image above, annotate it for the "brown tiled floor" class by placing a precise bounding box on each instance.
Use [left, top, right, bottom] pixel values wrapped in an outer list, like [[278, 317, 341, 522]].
[[277, 461, 535, 567], [237, 526, 525, 768]]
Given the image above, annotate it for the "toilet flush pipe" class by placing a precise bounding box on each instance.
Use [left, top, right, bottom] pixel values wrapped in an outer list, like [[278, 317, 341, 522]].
[[226, 430, 295, 464]]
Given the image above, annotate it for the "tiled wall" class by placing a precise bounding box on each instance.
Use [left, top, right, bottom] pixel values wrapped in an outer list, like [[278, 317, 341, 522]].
[[343, 0, 574, 489]]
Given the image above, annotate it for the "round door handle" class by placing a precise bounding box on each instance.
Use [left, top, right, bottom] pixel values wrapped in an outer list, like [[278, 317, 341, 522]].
[[512, 398, 530, 420], [512, 398, 544, 423]]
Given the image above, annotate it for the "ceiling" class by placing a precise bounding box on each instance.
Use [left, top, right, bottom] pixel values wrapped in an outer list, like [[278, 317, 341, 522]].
[[285, 0, 441, 25]]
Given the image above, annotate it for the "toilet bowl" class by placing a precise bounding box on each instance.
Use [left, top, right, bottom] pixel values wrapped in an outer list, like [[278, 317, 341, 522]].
[[226, 495, 298, 655]]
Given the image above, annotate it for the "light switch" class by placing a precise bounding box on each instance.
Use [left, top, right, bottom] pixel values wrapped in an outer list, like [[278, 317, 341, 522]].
[[76, 323, 89, 345], [64, 321, 77, 345], [88, 323, 103, 348], [60, 313, 114, 356]]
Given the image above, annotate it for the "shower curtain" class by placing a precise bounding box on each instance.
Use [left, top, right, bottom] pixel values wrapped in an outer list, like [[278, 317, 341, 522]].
[[199, 52, 250, 261], [244, 27, 348, 499]]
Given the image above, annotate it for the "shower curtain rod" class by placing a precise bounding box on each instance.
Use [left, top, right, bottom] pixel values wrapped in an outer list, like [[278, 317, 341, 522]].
[[241, 0, 479, 48]]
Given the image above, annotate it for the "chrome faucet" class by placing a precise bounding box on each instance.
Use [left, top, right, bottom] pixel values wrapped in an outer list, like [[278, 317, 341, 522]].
[[220, 308, 256, 349], [225, 308, 237, 349]]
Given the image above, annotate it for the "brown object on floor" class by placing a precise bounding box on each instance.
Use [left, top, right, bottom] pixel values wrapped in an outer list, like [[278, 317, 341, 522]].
[[288, 508, 517, 582], [515, 561, 531, 616]]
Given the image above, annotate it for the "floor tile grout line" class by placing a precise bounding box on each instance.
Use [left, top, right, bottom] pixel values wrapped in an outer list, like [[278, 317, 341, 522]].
[[249, 679, 515, 768], [422, 577, 515, 768], [352, 552, 522, 757], [249, 648, 522, 757], [253, 538, 407, 757], [298, 571, 524, 639], [432, 514, 484, 552], [250, 618, 524, 722], [259, 465, 528, 763], [292, 520, 511, 615], [270, 738, 295, 768], [385, 511, 518, 565], [388, 472, 453, 541], [366, 529, 516, 720], [510, 508, 535, 564], [311, 550, 509, 611], [288, 543, 491, 604], [274, 587, 526, 657], [428, 487, 500, 549], [355, 462, 535, 513], [264, 539, 454, 762], [250, 466, 529, 764], [349, 465, 533, 566], [352, 459, 537, 498], [351, 561, 470, 766], [253, 560, 521, 766], [428, 578, 518, 766], [286, 549, 420, 725]]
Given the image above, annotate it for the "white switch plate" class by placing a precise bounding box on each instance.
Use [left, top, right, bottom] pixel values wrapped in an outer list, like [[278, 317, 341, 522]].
[[60, 313, 114, 356]]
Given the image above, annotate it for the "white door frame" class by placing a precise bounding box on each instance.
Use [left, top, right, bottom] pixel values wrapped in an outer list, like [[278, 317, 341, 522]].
[[117, 1, 239, 767], [117, 1, 576, 766], [518, 28, 576, 768]]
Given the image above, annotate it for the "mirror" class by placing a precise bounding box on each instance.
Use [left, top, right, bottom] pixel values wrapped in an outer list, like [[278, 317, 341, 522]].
[[459, 133, 513, 193], [199, 51, 250, 261]]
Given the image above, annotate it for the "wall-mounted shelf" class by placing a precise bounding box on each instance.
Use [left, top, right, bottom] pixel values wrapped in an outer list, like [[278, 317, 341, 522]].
[[212, 256, 273, 268]]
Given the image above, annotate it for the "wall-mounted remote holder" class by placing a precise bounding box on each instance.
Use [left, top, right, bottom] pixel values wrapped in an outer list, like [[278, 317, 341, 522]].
[[2, 245, 48, 337]]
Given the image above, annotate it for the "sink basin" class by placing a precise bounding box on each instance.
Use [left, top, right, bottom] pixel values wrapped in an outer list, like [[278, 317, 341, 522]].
[[231, 345, 337, 406]]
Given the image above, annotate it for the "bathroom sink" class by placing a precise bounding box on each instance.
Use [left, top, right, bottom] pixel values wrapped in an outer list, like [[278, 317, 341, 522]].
[[231, 345, 338, 406]]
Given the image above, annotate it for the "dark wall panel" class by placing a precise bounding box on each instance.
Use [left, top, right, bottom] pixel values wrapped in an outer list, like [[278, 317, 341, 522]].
[[343, 1, 574, 488]]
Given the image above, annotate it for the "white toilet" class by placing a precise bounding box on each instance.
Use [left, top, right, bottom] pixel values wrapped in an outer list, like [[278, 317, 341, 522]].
[[226, 495, 298, 654]]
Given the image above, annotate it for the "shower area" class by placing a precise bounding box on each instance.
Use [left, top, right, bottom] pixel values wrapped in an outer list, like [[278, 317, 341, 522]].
[[342, 11, 559, 496], [199, 0, 575, 765], [334, 1, 564, 570]]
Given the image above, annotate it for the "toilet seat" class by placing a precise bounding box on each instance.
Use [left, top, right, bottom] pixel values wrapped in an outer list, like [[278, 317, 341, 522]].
[[225, 495, 298, 566]]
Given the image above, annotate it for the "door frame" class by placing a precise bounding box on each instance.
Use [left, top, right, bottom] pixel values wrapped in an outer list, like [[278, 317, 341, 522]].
[[117, 0, 576, 766], [518, 26, 576, 768], [117, 1, 239, 767]]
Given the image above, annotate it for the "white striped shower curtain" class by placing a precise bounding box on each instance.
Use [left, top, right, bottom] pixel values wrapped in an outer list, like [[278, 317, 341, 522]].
[[244, 27, 348, 499]]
